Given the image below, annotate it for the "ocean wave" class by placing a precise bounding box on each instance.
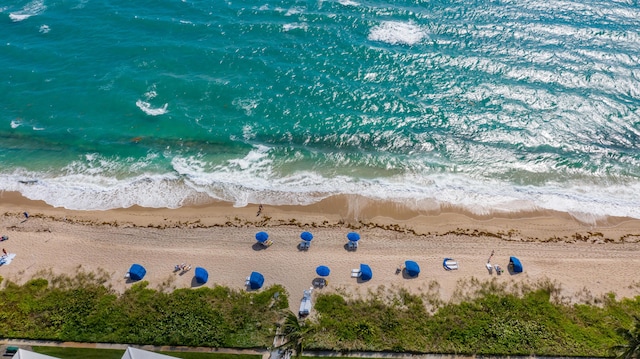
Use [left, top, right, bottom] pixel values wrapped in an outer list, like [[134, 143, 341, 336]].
[[8, 0, 46, 22], [368, 21, 427, 46], [4, 147, 640, 223], [135, 100, 168, 116]]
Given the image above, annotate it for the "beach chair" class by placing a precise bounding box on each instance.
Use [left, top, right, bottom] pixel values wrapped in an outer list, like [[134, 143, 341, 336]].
[[347, 241, 358, 251], [486, 262, 493, 274], [300, 241, 310, 250], [351, 268, 361, 278], [443, 258, 459, 270], [245, 276, 251, 286]]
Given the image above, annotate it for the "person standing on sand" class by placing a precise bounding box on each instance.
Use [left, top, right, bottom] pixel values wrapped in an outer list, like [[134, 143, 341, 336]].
[[256, 204, 263, 217], [2, 248, 7, 256]]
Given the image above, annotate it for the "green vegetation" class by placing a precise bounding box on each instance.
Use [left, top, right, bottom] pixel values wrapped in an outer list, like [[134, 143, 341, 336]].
[[308, 279, 640, 356], [0, 269, 288, 348], [2, 271, 640, 357], [33, 347, 261, 359], [611, 315, 640, 359]]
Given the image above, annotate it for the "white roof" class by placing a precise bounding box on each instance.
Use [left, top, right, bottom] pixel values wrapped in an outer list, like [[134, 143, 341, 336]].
[[12, 349, 60, 359], [121, 347, 179, 359]]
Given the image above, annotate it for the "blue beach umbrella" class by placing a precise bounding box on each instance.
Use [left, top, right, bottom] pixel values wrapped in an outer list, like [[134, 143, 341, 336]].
[[316, 265, 330, 277], [255, 231, 269, 243], [300, 231, 313, 241], [128, 264, 146, 281], [347, 232, 360, 242], [509, 256, 523, 273], [194, 267, 208, 284], [360, 264, 372, 281], [405, 260, 420, 277], [249, 271, 265, 290]]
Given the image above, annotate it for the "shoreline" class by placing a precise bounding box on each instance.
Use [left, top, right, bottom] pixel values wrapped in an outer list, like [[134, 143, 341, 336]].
[[1, 190, 640, 313], [3, 191, 640, 242]]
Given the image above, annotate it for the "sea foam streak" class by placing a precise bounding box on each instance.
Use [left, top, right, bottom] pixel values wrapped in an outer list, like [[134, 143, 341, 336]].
[[9, 0, 46, 22], [136, 88, 168, 116], [368, 21, 427, 46], [136, 100, 169, 116]]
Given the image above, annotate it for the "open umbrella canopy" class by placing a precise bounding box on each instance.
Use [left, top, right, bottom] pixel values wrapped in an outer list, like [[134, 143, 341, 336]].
[[194, 267, 208, 284], [509, 256, 523, 273], [316, 265, 330, 277], [255, 231, 269, 243], [249, 271, 264, 289], [300, 231, 313, 241], [405, 260, 420, 277], [360, 264, 372, 281], [347, 232, 360, 242], [128, 264, 146, 281]]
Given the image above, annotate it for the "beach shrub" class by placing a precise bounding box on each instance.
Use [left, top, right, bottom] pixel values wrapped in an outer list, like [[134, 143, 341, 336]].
[[311, 282, 640, 357], [0, 272, 287, 348], [1, 271, 639, 357]]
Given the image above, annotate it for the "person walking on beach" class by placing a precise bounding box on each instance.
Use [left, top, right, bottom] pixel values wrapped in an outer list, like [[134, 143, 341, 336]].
[[256, 204, 263, 217], [2, 248, 7, 256]]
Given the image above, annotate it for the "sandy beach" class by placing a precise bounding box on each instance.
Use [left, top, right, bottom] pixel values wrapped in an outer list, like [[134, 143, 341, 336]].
[[1, 191, 640, 313]]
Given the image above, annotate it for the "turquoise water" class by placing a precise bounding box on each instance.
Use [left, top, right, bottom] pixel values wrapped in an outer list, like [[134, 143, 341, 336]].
[[2, 0, 640, 220]]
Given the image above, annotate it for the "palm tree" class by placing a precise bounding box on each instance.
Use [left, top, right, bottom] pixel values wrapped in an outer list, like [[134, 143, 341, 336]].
[[612, 315, 640, 359], [277, 310, 311, 358]]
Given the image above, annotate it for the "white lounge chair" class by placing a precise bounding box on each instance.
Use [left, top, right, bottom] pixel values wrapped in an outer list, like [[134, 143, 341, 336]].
[[245, 276, 251, 286], [486, 262, 493, 274], [298, 288, 313, 316], [443, 258, 458, 270], [351, 268, 361, 278]]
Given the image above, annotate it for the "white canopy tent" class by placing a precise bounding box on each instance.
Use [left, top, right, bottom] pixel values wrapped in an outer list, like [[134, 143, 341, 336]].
[[121, 347, 178, 359], [12, 349, 60, 359]]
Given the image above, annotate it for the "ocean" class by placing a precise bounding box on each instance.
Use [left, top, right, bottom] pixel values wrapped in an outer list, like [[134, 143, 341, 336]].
[[2, 0, 640, 221]]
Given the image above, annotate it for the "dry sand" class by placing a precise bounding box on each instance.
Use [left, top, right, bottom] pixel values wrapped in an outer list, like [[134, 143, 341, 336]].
[[1, 191, 640, 313]]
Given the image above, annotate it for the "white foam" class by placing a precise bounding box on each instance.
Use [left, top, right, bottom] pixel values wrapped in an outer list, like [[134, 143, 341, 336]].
[[368, 21, 427, 46], [9, 13, 31, 22], [8, 0, 46, 22], [285, 7, 304, 16], [39, 24, 49, 33], [283, 23, 308, 32], [135, 100, 168, 116], [4, 145, 640, 222], [10, 120, 21, 128], [338, 0, 360, 6], [232, 98, 259, 116]]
